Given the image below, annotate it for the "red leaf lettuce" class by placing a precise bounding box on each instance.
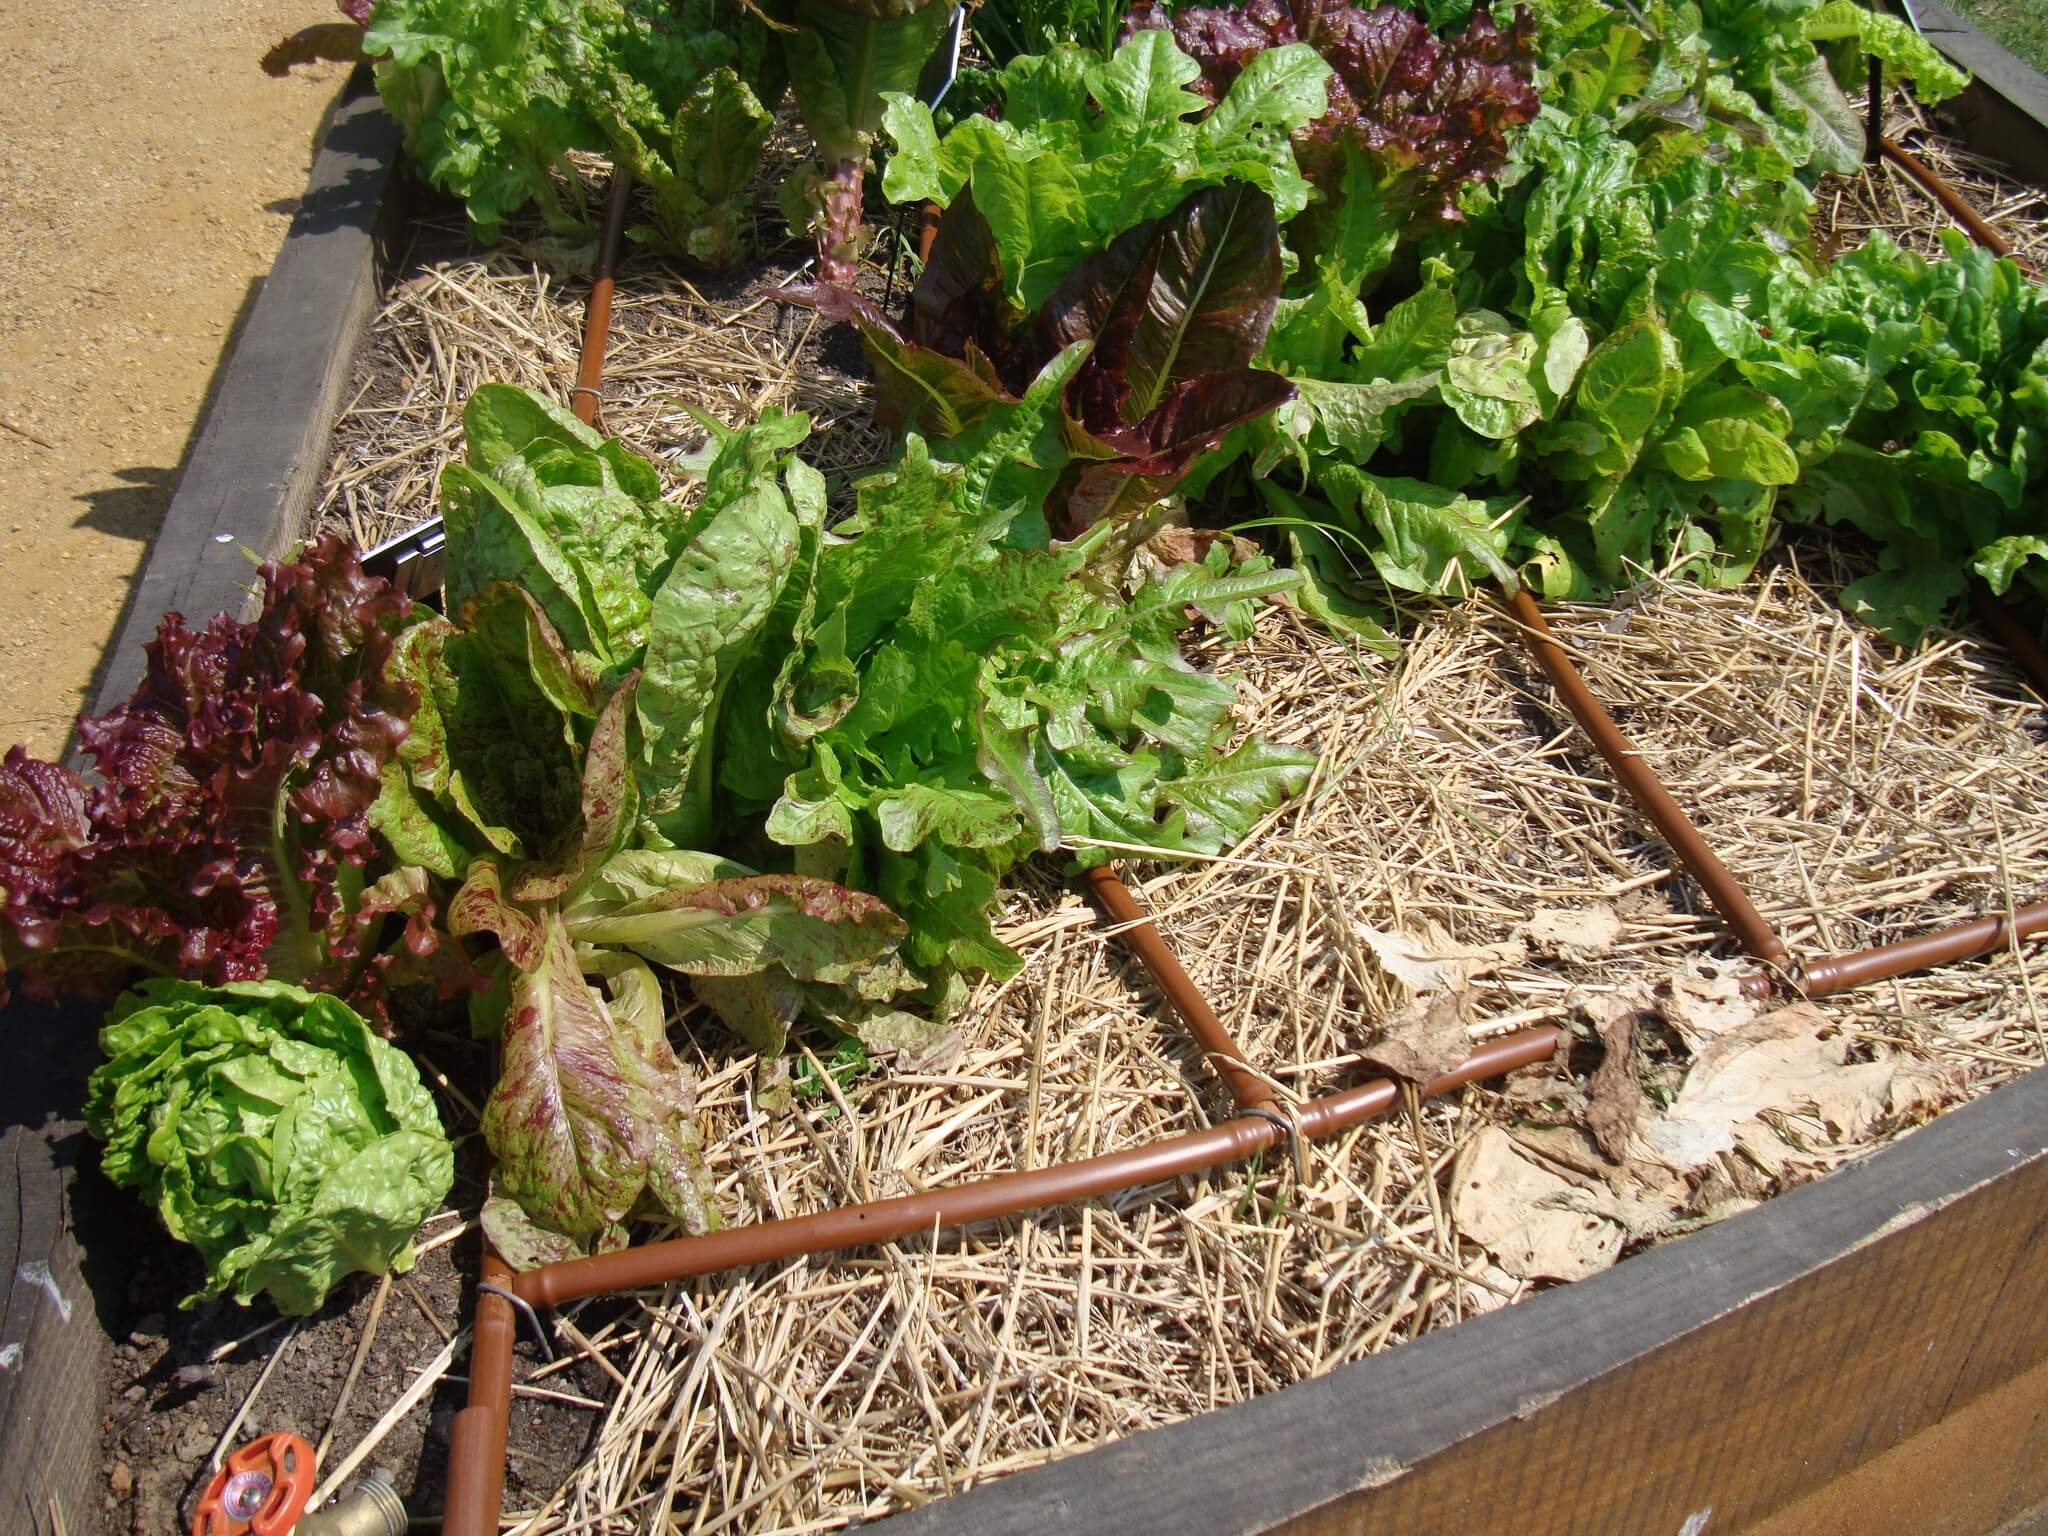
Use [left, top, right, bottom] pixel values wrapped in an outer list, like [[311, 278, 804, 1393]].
[[0, 537, 454, 1026], [1124, 0, 1539, 224], [858, 180, 1295, 535]]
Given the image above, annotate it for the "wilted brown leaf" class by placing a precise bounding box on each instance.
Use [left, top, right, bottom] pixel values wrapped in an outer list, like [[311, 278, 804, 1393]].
[[1361, 988, 1474, 1084], [1353, 919, 1528, 993], [1451, 1128, 1628, 1282], [1525, 904, 1624, 961], [1660, 970, 1761, 1047], [1638, 1001, 1914, 1172], [1584, 996, 1647, 1161]]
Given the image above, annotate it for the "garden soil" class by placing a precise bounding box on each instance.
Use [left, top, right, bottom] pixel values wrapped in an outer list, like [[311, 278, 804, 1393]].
[[0, 0, 355, 759]]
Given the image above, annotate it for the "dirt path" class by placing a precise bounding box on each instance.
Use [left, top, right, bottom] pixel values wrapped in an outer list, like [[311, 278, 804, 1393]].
[[0, 0, 355, 758]]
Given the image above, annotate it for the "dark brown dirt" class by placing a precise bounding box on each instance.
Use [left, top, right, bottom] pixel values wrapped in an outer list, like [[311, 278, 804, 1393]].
[[92, 1026, 619, 1536]]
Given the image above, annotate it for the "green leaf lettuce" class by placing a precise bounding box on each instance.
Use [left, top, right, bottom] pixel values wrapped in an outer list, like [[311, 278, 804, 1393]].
[[84, 980, 454, 1316]]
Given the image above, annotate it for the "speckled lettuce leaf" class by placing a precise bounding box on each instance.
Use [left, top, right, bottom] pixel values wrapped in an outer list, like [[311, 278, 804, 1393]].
[[481, 913, 715, 1251], [636, 415, 822, 847], [562, 873, 906, 983]]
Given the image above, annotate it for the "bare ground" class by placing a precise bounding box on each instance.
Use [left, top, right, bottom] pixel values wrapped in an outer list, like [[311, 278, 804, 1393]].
[[0, 0, 353, 757]]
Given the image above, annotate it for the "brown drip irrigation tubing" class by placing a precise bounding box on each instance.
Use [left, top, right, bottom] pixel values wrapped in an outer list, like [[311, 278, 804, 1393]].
[[443, 1252, 514, 1536], [1743, 900, 2048, 998], [569, 170, 633, 430], [1878, 136, 2014, 258], [1082, 864, 1279, 1113], [1501, 586, 1793, 969], [1507, 580, 2048, 997], [515, 1027, 1563, 1310]]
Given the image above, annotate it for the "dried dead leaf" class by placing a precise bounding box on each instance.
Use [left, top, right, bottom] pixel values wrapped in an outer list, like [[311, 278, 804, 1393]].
[[1638, 1002, 1913, 1172], [1508, 1125, 1688, 1241], [1353, 919, 1527, 994], [1361, 988, 1474, 1084], [1660, 970, 1762, 1047], [1584, 996, 1646, 1162], [1458, 1258, 1522, 1315], [1525, 904, 1624, 961], [1451, 1127, 1627, 1282]]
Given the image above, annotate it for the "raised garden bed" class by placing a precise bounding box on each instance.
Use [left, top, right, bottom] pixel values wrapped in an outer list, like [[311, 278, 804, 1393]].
[[7, 10, 2048, 1536]]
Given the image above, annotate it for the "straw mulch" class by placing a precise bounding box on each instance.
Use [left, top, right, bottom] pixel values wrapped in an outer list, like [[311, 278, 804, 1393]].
[[492, 551, 2045, 1536], [313, 151, 896, 552], [1817, 85, 2048, 272]]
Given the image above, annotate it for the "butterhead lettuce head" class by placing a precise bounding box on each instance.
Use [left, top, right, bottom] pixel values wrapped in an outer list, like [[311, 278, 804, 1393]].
[[84, 979, 455, 1315]]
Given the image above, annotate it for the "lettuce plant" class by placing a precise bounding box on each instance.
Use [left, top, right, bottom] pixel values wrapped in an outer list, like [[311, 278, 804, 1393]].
[[773, 0, 960, 315], [1124, 0, 1540, 225], [385, 386, 934, 1260], [883, 28, 1330, 312], [83, 978, 453, 1315], [1106, 0, 2038, 643], [723, 361, 1319, 996], [0, 538, 455, 1027], [360, 0, 777, 263], [859, 180, 1297, 534]]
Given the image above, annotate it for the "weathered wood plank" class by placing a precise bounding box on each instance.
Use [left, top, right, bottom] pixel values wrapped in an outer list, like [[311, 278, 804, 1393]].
[[1915, 0, 2048, 186]]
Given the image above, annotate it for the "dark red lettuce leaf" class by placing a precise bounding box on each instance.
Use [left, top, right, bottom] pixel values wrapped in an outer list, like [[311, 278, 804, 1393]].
[[0, 749, 93, 1005], [1062, 367, 1300, 534], [1, 536, 440, 1028], [1046, 181, 1284, 430], [1124, 0, 1537, 223], [859, 181, 1293, 534], [910, 187, 1019, 368]]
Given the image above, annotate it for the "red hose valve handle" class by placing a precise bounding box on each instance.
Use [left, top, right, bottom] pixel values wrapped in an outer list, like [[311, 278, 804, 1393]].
[[193, 1433, 317, 1536]]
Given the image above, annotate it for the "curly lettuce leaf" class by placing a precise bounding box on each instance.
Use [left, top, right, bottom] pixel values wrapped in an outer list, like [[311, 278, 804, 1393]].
[[480, 910, 715, 1252], [83, 979, 453, 1315], [2, 538, 443, 1029], [884, 28, 1329, 311]]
